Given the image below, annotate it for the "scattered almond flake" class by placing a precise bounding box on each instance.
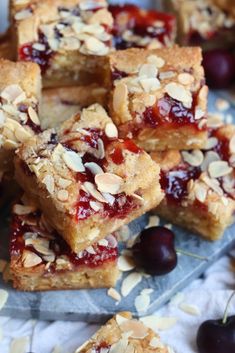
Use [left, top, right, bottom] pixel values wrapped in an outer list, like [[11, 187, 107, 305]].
[[63, 150, 85, 172], [57, 189, 69, 202], [28, 107, 40, 125], [97, 138, 105, 159], [121, 272, 143, 297], [32, 42, 46, 51], [215, 98, 230, 111], [118, 255, 135, 272], [58, 177, 72, 188], [1, 84, 24, 103], [86, 246, 96, 255], [203, 137, 218, 150], [150, 337, 165, 348], [139, 64, 158, 78], [139, 77, 160, 93], [89, 200, 101, 212], [208, 160, 232, 178], [113, 83, 129, 114], [120, 319, 149, 339], [177, 73, 194, 85], [140, 316, 177, 331], [105, 122, 118, 138], [0, 111, 6, 127], [10, 337, 29, 353], [14, 9, 32, 20], [116, 313, 129, 326], [116, 225, 130, 242], [165, 82, 192, 107], [147, 55, 165, 68], [170, 292, 185, 306], [109, 336, 129, 353], [201, 151, 220, 172], [51, 345, 61, 353], [84, 162, 103, 175], [182, 150, 204, 167], [159, 71, 176, 80], [13, 204, 36, 215], [179, 302, 201, 316], [165, 223, 173, 230], [83, 181, 107, 203], [229, 135, 235, 154], [146, 215, 160, 228], [107, 288, 121, 302], [22, 250, 42, 268], [195, 107, 205, 120], [85, 37, 108, 55], [201, 174, 223, 196], [95, 173, 123, 195], [0, 259, 7, 273], [0, 289, 8, 310], [135, 292, 151, 314], [42, 175, 55, 194]]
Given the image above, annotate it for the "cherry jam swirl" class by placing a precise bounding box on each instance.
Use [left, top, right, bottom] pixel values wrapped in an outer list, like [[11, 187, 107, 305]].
[[10, 212, 118, 270], [62, 128, 141, 221], [109, 4, 175, 49]]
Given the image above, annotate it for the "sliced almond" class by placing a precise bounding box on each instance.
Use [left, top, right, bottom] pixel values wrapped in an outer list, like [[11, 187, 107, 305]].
[[182, 150, 204, 167], [13, 204, 36, 215], [177, 73, 194, 85], [0, 289, 8, 310], [165, 82, 192, 107], [84, 37, 108, 55], [107, 288, 121, 302], [105, 122, 118, 139], [140, 316, 177, 331], [28, 107, 40, 126], [84, 162, 103, 175], [208, 161, 233, 178], [32, 43, 46, 51], [139, 64, 158, 78], [194, 183, 207, 203], [113, 83, 129, 116], [179, 302, 201, 316], [95, 173, 123, 195], [204, 137, 218, 150], [10, 337, 29, 353], [1, 84, 24, 103], [82, 181, 107, 203], [201, 151, 220, 172], [22, 250, 42, 268], [14, 126, 32, 143], [0, 110, 6, 127], [63, 150, 85, 172], [57, 189, 69, 202], [118, 255, 135, 272], [147, 55, 165, 68], [139, 77, 160, 93], [120, 319, 149, 339], [121, 272, 142, 297], [42, 175, 55, 194], [89, 200, 101, 211], [195, 107, 205, 120], [135, 292, 151, 314], [229, 135, 235, 154]]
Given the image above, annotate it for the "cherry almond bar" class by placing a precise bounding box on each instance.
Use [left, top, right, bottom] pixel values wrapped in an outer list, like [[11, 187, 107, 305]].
[[15, 104, 163, 253], [152, 119, 235, 240], [108, 47, 208, 152], [75, 312, 170, 353], [11, 0, 113, 87], [10, 198, 119, 291]]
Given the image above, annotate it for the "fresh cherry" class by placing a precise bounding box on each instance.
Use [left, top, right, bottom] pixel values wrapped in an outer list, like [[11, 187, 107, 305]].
[[203, 49, 235, 89], [197, 292, 235, 353], [133, 226, 177, 275]]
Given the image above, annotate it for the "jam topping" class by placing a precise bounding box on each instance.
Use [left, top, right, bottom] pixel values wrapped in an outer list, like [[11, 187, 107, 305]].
[[109, 4, 175, 49], [93, 343, 110, 353], [10, 210, 118, 270], [62, 127, 141, 221], [112, 68, 128, 81]]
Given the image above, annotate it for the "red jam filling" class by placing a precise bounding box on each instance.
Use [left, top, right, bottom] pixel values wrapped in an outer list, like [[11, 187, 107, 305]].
[[63, 128, 141, 221], [109, 4, 175, 49], [93, 343, 111, 353], [111, 68, 128, 81], [19, 31, 53, 74], [10, 212, 118, 270]]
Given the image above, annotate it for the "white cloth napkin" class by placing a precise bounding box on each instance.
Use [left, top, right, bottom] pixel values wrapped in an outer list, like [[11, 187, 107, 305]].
[[0, 251, 234, 353]]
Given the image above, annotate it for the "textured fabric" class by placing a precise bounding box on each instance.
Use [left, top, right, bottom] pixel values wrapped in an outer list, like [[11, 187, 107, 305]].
[[0, 251, 234, 353]]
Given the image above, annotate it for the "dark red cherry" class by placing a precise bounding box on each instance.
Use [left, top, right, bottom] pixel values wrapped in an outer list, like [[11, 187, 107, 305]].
[[133, 226, 177, 275], [203, 50, 235, 89], [197, 316, 235, 353]]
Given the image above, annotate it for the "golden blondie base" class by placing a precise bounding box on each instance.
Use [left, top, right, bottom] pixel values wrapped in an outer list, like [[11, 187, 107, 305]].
[[11, 260, 118, 291]]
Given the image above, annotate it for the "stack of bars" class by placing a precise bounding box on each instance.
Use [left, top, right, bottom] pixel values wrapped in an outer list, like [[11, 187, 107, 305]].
[[0, 0, 234, 294]]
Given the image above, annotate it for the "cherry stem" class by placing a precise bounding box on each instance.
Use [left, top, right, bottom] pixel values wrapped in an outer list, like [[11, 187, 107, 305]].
[[222, 291, 235, 325], [176, 248, 208, 261]]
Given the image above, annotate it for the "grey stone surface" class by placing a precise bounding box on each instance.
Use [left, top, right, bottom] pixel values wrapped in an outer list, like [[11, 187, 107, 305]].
[[0, 88, 234, 323]]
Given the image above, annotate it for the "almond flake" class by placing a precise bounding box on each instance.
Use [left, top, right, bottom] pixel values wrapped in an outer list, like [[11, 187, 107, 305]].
[[63, 150, 85, 172], [95, 173, 123, 195], [60, 37, 81, 50], [28, 107, 40, 125], [14, 9, 32, 20], [139, 64, 158, 78], [113, 83, 129, 115], [182, 150, 204, 167], [0, 110, 6, 127], [177, 73, 194, 85], [22, 250, 42, 268], [135, 292, 151, 314], [86, 246, 96, 254], [201, 174, 223, 196], [10, 337, 29, 353], [140, 316, 177, 331], [179, 302, 201, 316], [84, 162, 103, 175], [165, 83, 192, 107], [89, 200, 101, 211], [229, 135, 235, 154], [150, 337, 164, 349], [0, 289, 8, 310], [97, 138, 105, 159], [107, 288, 121, 302], [147, 55, 165, 68], [118, 255, 135, 272], [204, 137, 218, 150], [83, 181, 107, 203], [195, 183, 207, 203], [139, 77, 160, 93], [57, 189, 69, 202], [208, 161, 233, 178], [119, 319, 149, 339], [42, 175, 55, 194], [32, 43, 46, 51], [201, 151, 220, 172], [15, 126, 32, 143], [13, 204, 36, 215], [109, 336, 129, 353], [121, 272, 142, 297], [146, 215, 160, 228], [159, 71, 176, 80], [1, 84, 24, 103], [105, 122, 118, 139], [85, 37, 108, 55], [195, 107, 205, 120], [98, 238, 108, 246]]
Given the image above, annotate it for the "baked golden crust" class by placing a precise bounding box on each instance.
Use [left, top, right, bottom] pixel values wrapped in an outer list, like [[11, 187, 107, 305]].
[[152, 121, 235, 240], [15, 104, 163, 252], [213, 0, 235, 16], [11, 0, 113, 87], [10, 199, 119, 291], [41, 85, 107, 129], [165, 0, 235, 48], [108, 47, 208, 151], [0, 31, 14, 60], [76, 312, 169, 353]]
